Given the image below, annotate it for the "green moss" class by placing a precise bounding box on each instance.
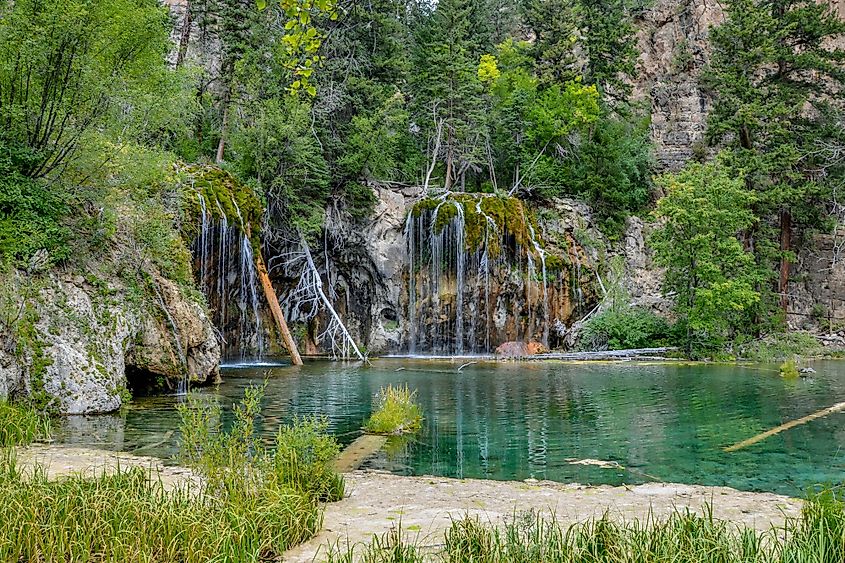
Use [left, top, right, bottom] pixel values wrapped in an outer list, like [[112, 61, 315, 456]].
[[411, 194, 543, 256], [181, 164, 265, 250]]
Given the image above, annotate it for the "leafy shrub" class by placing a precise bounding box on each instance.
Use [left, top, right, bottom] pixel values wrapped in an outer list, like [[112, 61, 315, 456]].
[[779, 360, 799, 379], [177, 383, 345, 501], [273, 416, 345, 502], [363, 384, 423, 436], [579, 307, 672, 351], [738, 332, 823, 363], [0, 401, 51, 447]]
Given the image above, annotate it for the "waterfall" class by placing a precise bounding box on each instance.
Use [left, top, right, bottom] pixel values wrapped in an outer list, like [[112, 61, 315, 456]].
[[528, 223, 550, 347], [405, 193, 556, 355], [191, 192, 266, 360]]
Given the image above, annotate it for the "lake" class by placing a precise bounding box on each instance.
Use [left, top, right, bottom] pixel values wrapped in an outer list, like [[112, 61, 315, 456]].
[[54, 358, 845, 497]]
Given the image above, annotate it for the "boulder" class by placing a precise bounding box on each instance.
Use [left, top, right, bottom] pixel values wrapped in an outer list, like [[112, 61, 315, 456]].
[[495, 341, 549, 359]]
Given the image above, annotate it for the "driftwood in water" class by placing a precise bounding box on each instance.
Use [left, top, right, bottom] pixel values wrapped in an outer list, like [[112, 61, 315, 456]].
[[724, 400, 845, 453], [529, 347, 679, 361], [255, 250, 303, 366]]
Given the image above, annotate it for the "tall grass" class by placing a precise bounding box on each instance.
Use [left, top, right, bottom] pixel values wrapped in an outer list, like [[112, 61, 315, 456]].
[[0, 451, 320, 562], [0, 400, 50, 446], [0, 384, 347, 562], [326, 489, 845, 562], [364, 384, 423, 435]]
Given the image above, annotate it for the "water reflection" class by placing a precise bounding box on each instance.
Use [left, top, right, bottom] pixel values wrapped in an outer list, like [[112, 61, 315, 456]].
[[53, 359, 845, 496]]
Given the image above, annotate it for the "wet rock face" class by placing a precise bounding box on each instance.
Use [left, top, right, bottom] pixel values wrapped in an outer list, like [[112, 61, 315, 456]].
[[0, 270, 220, 414]]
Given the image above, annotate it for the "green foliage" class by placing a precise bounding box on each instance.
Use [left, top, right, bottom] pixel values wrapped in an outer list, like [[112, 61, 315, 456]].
[[268, 0, 338, 96], [273, 416, 345, 502], [231, 98, 330, 237], [0, 163, 71, 269], [363, 384, 423, 436], [705, 0, 845, 322], [651, 161, 761, 355], [0, 401, 51, 447], [779, 359, 799, 379], [325, 491, 845, 562], [177, 383, 345, 502], [738, 332, 824, 363], [579, 307, 673, 351]]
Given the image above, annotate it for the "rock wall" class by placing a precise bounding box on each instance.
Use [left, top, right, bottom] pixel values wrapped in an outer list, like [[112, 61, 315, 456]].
[[1, 267, 220, 414], [267, 188, 604, 356]]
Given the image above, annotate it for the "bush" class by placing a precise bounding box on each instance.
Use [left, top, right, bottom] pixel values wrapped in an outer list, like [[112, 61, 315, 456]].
[[579, 307, 672, 351], [0, 401, 51, 447], [738, 332, 823, 363], [273, 416, 345, 502], [177, 382, 345, 501], [363, 384, 423, 436]]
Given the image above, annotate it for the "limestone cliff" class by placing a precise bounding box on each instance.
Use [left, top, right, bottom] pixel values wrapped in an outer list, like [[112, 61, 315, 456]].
[[1, 257, 220, 414]]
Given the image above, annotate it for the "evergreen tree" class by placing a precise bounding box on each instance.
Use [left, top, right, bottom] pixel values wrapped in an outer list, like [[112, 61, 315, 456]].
[[706, 0, 845, 316], [411, 0, 490, 190], [522, 0, 579, 86], [575, 0, 640, 100]]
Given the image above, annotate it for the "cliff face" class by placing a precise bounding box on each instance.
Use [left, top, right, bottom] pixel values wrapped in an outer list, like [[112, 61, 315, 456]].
[[1, 264, 220, 414], [633, 0, 723, 170]]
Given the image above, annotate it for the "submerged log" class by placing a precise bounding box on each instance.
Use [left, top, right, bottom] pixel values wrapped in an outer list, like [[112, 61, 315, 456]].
[[255, 250, 303, 366], [724, 400, 845, 453]]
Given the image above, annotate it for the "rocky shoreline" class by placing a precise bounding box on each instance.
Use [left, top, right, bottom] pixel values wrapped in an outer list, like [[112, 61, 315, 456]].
[[15, 445, 802, 563]]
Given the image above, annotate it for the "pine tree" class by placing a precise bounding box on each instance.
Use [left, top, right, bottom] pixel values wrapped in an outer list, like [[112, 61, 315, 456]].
[[411, 0, 490, 190], [706, 0, 845, 317]]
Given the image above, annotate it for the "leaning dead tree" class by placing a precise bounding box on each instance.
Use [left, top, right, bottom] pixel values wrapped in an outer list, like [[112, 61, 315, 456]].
[[244, 225, 303, 366], [284, 232, 367, 362]]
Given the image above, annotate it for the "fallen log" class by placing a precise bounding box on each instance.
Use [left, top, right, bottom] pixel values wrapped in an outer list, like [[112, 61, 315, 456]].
[[255, 250, 303, 366], [530, 347, 679, 361]]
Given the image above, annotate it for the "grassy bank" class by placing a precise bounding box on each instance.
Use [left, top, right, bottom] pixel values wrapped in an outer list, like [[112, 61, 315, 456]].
[[0, 401, 50, 447], [0, 385, 345, 562], [326, 490, 845, 562]]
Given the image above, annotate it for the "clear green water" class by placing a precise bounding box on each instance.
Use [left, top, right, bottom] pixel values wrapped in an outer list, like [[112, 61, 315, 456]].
[[55, 359, 845, 497]]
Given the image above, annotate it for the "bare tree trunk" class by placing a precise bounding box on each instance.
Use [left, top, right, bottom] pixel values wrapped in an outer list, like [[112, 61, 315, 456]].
[[215, 86, 231, 164], [780, 208, 792, 314], [175, 1, 192, 68], [255, 250, 303, 365], [300, 234, 367, 362], [423, 116, 443, 192]]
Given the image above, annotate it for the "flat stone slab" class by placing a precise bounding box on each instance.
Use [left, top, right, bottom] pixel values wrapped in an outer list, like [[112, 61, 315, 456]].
[[14, 445, 199, 491], [284, 471, 802, 562]]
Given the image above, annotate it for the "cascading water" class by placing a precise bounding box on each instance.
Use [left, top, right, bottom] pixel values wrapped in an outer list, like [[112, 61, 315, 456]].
[[405, 193, 575, 355], [192, 192, 266, 360]]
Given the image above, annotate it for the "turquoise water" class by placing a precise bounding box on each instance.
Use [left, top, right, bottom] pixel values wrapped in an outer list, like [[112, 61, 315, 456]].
[[55, 359, 845, 497]]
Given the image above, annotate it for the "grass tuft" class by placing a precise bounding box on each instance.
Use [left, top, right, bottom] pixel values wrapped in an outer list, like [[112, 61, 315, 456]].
[[0, 400, 51, 447], [363, 384, 423, 436], [0, 384, 347, 562]]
